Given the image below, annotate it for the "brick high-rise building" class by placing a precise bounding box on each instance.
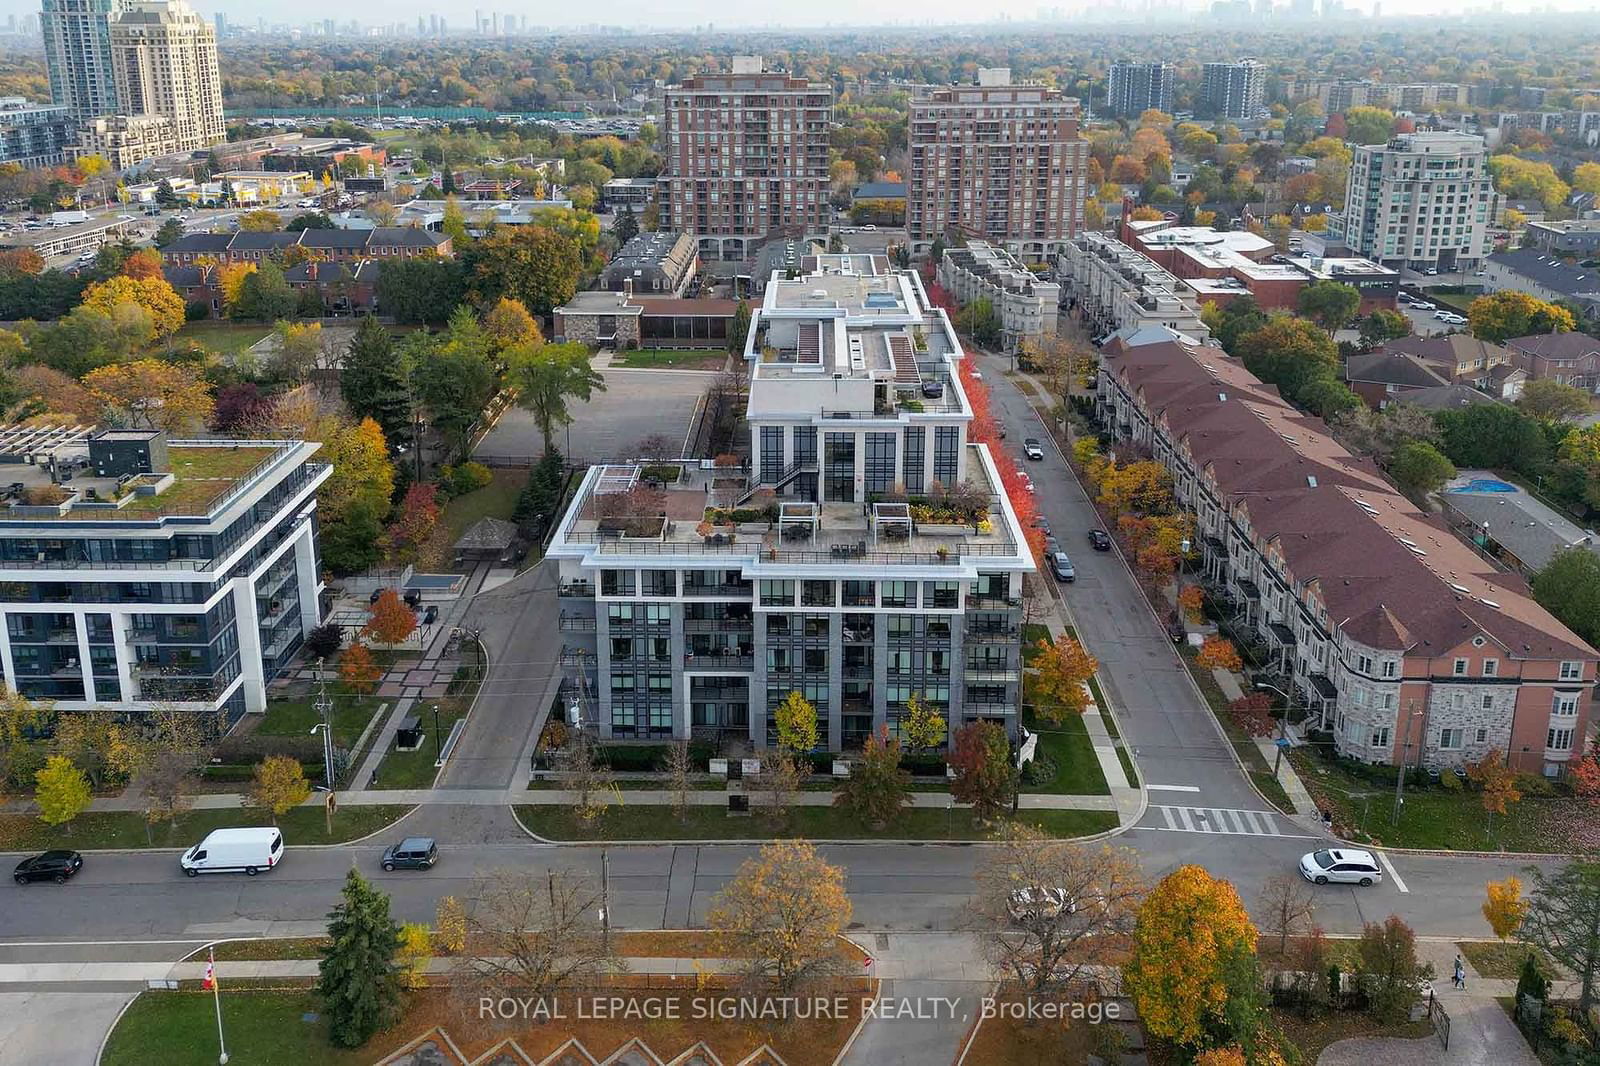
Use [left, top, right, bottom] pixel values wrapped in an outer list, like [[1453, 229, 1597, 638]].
[[109, 0, 224, 154], [907, 68, 1089, 260], [657, 56, 832, 262]]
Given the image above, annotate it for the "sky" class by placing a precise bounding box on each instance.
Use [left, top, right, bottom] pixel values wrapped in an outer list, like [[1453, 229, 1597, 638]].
[[2, 0, 1597, 34]]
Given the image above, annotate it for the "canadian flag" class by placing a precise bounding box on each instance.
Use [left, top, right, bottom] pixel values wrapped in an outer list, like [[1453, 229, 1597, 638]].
[[202, 950, 216, 991]]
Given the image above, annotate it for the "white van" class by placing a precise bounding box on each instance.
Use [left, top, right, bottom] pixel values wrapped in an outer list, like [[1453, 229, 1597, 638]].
[[180, 827, 284, 877]]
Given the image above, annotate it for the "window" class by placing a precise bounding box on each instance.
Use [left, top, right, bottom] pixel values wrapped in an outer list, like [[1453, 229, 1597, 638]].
[[1452, 658, 1468, 676], [933, 427, 959, 487], [793, 427, 816, 467], [759, 426, 784, 484], [610, 637, 633, 659], [801, 580, 834, 607], [760, 580, 795, 606], [1549, 727, 1574, 752], [1553, 693, 1580, 716], [1560, 660, 1583, 680], [607, 604, 635, 623], [1476, 727, 1488, 743], [610, 674, 635, 693], [887, 615, 915, 637], [1381, 660, 1398, 678], [1371, 727, 1390, 749], [1482, 659, 1498, 677], [824, 432, 855, 502], [1481, 694, 1494, 710], [881, 581, 915, 608], [1356, 653, 1373, 673], [903, 427, 925, 493], [1439, 728, 1463, 749], [601, 569, 635, 596], [643, 569, 675, 597], [864, 433, 896, 496]]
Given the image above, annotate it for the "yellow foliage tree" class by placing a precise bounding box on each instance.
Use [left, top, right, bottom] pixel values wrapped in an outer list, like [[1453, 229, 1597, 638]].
[[1123, 864, 1259, 1047], [482, 296, 543, 351], [434, 896, 467, 954], [773, 690, 819, 754], [1025, 636, 1099, 724], [82, 359, 214, 433], [1097, 459, 1174, 516], [1195, 636, 1244, 673], [80, 275, 185, 338], [707, 839, 852, 994], [244, 754, 310, 822], [217, 262, 257, 313], [899, 693, 947, 753], [34, 754, 91, 830], [397, 922, 431, 989], [1483, 876, 1529, 941]]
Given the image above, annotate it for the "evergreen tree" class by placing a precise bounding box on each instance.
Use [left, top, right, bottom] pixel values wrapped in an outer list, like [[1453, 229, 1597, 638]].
[[340, 316, 411, 445], [154, 218, 185, 247], [440, 167, 456, 195], [232, 260, 297, 321], [318, 869, 404, 1048], [610, 205, 639, 246]]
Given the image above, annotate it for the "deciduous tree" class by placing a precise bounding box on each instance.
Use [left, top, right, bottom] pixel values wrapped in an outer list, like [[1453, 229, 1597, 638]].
[[1517, 379, 1592, 422], [505, 340, 605, 455], [1025, 636, 1098, 724], [1297, 280, 1361, 334], [396, 922, 431, 989], [708, 839, 853, 993], [1467, 748, 1523, 838], [318, 869, 404, 1047], [382, 483, 440, 566], [245, 754, 310, 822], [1389, 441, 1456, 499], [1483, 876, 1529, 941], [34, 755, 90, 831], [236, 208, 282, 232], [82, 358, 214, 433], [118, 247, 163, 281], [339, 642, 380, 694], [80, 274, 185, 337], [1522, 857, 1600, 1012], [1258, 874, 1317, 957], [773, 690, 819, 753], [1123, 864, 1259, 1048], [1354, 915, 1426, 1023], [972, 825, 1144, 996], [1468, 291, 1575, 343], [482, 296, 542, 351], [950, 719, 1015, 822], [365, 589, 418, 646], [465, 224, 584, 314], [900, 692, 947, 753], [835, 725, 911, 828], [1195, 636, 1244, 673], [459, 867, 622, 994]]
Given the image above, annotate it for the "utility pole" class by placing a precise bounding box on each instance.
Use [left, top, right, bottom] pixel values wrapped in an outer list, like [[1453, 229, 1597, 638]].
[[315, 661, 336, 792], [600, 848, 611, 952], [1391, 699, 1415, 826]]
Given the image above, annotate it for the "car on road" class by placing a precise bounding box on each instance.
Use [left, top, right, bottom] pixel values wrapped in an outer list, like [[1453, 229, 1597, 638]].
[[181, 826, 283, 877], [13, 850, 83, 885], [1299, 848, 1383, 887], [1411, 300, 1435, 312], [380, 837, 438, 872], [1007, 886, 1074, 921], [1023, 438, 1044, 460], [1087, 529, 1112, 551], [422, 604, 439, 624], [1165, 611, 1186, 643], [1049, 551, 1075, 582]]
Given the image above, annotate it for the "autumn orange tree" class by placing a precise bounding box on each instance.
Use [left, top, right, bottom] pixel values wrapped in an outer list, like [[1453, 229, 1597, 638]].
[[364, 589, 417, 646], [1179, 584, 1206, 623], [339, 642, 380, 694], [1466, 749, 1523, 839], [382, 483, 441, 566], [950, 720, 1015, 822], [707, 839, 853, 994], [1571, 749, 1600, 803], [1228, 694, 1277, 738], [82, 359, 214, 434], [1025, 636, 1099, 724], [1195, 636, 1244, 673], [1123, 864, 1263, 1052]]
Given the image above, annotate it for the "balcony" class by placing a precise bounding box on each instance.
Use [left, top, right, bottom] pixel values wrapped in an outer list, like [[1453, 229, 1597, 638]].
[[558, 580, 595, 598], [682, 583, 753, 597], [968, 594, 1021, 610], [964, 665, 1020, 683], [684, 653, 754, 671], [558, 612, 597, 632], [965, 623, 1019, 642], [683, 618, 754, 633]]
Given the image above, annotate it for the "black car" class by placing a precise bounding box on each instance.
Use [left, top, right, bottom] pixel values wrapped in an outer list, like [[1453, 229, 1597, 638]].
[[380, 837, 438, 872], [422, 605, 439, 625], [14, 850, 83, 885], [1087, 529, 1112, 551]]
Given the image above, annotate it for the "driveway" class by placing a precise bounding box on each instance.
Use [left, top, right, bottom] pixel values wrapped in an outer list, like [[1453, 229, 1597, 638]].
[[0, 991, 133, 1066]]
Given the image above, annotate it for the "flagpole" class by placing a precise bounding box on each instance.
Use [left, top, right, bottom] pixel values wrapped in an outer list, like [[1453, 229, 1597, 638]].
[[207, 946, 229, 1064]]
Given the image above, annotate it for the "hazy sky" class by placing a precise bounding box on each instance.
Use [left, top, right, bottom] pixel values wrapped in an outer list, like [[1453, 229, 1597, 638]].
[[3, 0, 1596, 33]]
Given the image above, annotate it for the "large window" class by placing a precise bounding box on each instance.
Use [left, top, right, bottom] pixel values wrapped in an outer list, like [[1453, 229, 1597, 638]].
[[903, 427, 925, 493], [825, 432, 855, 502], [760, 426, 785, 484], [865, 433, 896, 496], [933, 427, 959, 487], [760, 580, 795, 606], [882, 582, 916, 609]]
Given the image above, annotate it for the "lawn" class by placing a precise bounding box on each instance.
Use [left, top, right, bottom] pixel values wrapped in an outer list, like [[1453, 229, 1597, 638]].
[[102, 989, 368, 1066], [961, 1004, 1098, 1066], [1183, 655, 1296, 814], [612, 347, 727, 369], [174, 321, 271, 359], [372, 694, 471, 789], [515, 804, 1116, 842], [415, 466, 526, 571], [257, 691, 383, 750], [1020, 622, 1051, 661], [1429, 291, 1476, 313], [1458, 940, 1558, 979], [1289, 750, 1586, 852], [1021, 711, 1109, 796], [0, 804, 412, 851]]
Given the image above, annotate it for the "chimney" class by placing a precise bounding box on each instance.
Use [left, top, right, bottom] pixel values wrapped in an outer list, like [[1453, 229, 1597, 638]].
[[624, 277, 633, 298]]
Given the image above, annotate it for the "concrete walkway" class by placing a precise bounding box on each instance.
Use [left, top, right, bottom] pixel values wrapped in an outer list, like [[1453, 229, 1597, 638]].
[[1042, 598, 1144, 825]]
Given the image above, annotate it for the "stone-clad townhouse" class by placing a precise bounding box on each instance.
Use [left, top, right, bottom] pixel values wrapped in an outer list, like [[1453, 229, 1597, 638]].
[[1097, 333, 1595, 774]]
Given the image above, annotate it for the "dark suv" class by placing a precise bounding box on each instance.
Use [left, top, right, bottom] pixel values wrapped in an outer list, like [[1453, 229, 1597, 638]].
[[380, 838, 438, 872], [14, 850, 83, 885]]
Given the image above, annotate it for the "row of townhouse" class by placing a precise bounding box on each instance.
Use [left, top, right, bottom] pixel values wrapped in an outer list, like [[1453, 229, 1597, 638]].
[[159, 227, 450, 266], [164, 259, 384, 318], [1097, 333, 1595, 775], [935, 240, 1060, 354], [1056, 231, 1210, 343]]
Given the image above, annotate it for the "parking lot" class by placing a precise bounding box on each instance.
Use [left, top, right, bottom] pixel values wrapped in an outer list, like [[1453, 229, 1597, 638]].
[[1398, 293, 1471, 337]]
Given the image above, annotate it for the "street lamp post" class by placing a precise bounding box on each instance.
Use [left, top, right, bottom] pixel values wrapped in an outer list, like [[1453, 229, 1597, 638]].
[[1177, 537, 1191, 628], [431, 702, 442, 766], [1391, 699, 1418, 826], [1254, 680, 1292, 779]]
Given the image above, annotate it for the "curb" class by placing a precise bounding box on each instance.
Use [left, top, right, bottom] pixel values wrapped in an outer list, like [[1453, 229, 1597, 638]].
[[0, 806, 421, 857], [93, 987, 142, 1066]]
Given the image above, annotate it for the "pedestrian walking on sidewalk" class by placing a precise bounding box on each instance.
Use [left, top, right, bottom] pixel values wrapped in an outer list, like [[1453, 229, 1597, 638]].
[[1453, 954, 1466, 990]]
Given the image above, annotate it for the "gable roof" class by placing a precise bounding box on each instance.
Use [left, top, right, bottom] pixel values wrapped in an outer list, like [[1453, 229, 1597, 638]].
[[1490, 249, 1600, 301], [1505, 332, 1600, 361], [1344, 351, 1450, 389]]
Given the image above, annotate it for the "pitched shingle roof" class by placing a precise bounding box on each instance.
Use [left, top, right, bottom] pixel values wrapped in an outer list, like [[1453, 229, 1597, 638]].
[[1104, 339, 1595, 661], [1505, 332, 1600, 361], [1344, 352, 1450, 389], [1490, 249, 1600, 301]]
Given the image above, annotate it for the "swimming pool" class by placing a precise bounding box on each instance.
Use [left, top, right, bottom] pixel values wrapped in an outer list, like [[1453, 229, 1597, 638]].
[[1455, 478, 1518, 494]]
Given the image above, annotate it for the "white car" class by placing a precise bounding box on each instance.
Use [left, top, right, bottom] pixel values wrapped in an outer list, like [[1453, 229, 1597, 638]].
[[1015, 470, 1035, 493], [1023, 438, 1045, 461], [1299, 848, 1382, 887], [1007, 886, 1073, 920], [1411, 300, 1435, 312]]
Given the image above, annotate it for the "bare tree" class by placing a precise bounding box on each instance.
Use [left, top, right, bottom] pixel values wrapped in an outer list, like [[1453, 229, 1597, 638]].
[[1258, 874, 1318, 958], [459, 868, 625, 995], [969, 825, 1146, 997], [633, 433, 675, 461], [664, 740, 694, 823], [125, 708, 216, 845], [559, 729, 616, 825], [750, 748, 804, 827]]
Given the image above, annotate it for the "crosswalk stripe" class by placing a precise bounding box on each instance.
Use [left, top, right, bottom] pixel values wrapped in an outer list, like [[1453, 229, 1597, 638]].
[[1148, 805, 1291, 837], [1161, 805, 1176, 829]]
